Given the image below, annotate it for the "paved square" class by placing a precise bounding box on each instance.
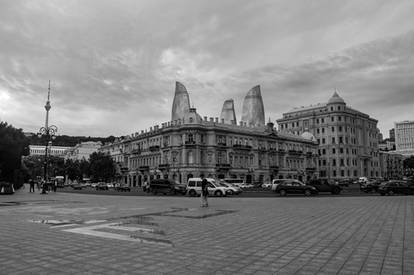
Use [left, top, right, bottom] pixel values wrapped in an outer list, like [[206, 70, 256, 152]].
[[1, 190, 413, 274]]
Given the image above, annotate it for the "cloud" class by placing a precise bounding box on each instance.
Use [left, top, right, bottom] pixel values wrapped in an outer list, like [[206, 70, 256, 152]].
[[0, 0, 413, 138]]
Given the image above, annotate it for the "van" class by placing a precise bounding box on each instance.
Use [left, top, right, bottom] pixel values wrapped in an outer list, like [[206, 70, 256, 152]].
[[187, 178, 228, 197]]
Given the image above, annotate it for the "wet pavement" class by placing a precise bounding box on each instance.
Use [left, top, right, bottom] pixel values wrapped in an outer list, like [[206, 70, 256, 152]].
[[1, 189, 413, 274]]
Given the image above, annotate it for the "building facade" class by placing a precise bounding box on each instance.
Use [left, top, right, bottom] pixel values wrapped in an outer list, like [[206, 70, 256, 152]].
[[395, 120, 414, 156], [29, 145, 71, 157], [64, 141, 102, 161], [379, 151, 404, 179], [277, 92, 381, 180], [100, 82, 319, 187]]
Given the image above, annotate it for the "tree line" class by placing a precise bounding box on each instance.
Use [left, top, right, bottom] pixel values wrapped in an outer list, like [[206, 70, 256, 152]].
[[0, 121, 118, 187]]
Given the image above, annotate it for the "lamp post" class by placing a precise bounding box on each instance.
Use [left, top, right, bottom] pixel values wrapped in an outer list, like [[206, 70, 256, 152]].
[[37, 81, 58, 194]]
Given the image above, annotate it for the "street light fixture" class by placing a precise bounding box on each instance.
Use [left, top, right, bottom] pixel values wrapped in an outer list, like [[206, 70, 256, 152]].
[[37, 81, 58, 194]]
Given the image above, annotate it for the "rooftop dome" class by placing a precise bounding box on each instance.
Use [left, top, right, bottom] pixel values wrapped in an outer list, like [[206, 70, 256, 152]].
[[328, 91, 345, 105], [301, 131, 317, 142], [183, 107, 203, 124]]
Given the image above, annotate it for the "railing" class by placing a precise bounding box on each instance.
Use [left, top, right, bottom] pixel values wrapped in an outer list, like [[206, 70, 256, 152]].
[[149, 145, 160, 152]]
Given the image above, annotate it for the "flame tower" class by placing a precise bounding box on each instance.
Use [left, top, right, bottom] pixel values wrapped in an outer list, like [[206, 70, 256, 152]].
[[171, 81, 191, 121], [241, 85, 265, 127], [220, 99, 237, 124]]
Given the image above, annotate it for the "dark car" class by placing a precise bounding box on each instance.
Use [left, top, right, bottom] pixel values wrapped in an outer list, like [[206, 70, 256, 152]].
[[149, 179, 187, 195], [307, 179, 342, 194], [0, 181, 14, 195], [115, 184, 131, 192], [71, 183, 83, 190], [95, 182, 109, 190], [360, 179, 382, 193], [378, 180, 414, 196], [275, 181, 318, 196]]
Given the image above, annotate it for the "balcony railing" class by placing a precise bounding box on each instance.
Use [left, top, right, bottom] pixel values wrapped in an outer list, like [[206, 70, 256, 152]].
[[149, 145, 160, 152], [185, 140, 196, 145], [138, 165, 150, 171], [158, 164, 170, 170], [215, 163, 231, 170], [233, 144, 252, 150], [217, 142, 227, 146], [131, 149, 141, 154]]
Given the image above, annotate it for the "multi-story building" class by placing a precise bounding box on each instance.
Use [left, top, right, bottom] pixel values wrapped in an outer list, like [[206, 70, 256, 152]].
[[29, 145, 71, 157], [64, 141, 102, 161], [389, 128, 395, 141], [277, 92, 381, 180], [100, 82, 319, 187], [395, 120, 414, 156], [379, 151, 404, 179]]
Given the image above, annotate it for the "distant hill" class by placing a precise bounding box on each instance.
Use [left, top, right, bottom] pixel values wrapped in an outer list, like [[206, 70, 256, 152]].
[[26, 133, 117, 147]]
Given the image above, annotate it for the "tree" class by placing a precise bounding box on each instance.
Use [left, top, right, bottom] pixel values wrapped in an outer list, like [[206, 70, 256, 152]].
[[404, 156, 414, 169], [0, 122, 29, 184], [89, 152, 116, 182]]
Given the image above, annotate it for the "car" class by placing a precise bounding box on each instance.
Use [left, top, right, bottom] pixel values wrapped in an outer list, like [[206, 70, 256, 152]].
[[149, 179, 187, 195], [71, 184, 83, 190], [95, 182, 109, 190], [222, 178, 245, 188], [360, 179, 382, 193], [106, 183, 115, 189], [218, 181, 242, 195], [261, 182, 272, 189], [307, 179, 342, 195], [378, 180, 414, 196], [274, 180, 318, 196], [187, 178, 228, 197], [115, 184, 131, 192], [271, 179, 303, 192], [0, 181, 14, 195]]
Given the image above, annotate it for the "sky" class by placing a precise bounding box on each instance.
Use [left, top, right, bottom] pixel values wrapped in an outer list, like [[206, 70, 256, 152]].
[[1, 0, 413, 138]]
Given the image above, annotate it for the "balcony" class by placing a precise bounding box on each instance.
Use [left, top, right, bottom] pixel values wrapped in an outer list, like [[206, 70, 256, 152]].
[[232, 144, 252, 150], [288, 150, 302, 156], [131, 148, 141, 155], [158, 163, 170, 170], [258, 147, 267, 151], [149, 145, 160, 152], [185, 140, 196, 146], [217, 142, 227, 146], [138, 165, 150, 171], [269, 165, 279, 172], [215, 163, 231, 170]]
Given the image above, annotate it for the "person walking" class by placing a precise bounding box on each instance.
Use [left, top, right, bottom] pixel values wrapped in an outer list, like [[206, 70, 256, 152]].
[[201, 176, 209, 207], [29, 179, 35, 193]]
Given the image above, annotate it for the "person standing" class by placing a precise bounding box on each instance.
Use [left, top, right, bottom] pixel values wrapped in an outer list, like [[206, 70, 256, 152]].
[[201, 176, 209, 207], [29, 179, 35, 193]]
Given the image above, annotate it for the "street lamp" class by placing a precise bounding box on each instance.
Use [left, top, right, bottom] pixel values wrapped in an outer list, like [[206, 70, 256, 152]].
[[37, 81, 58, 194]]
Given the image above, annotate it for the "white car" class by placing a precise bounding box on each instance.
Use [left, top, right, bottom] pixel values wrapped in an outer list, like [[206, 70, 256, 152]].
[[261, 182, 272, 189], [222, 179, 245, 187], [219, 181, 242, 195], [187, 178, 228, 197]]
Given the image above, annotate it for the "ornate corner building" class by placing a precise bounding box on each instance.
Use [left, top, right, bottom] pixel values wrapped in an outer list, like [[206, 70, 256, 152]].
[[277, 92, 381, 179], [100, 82, 319, 186]]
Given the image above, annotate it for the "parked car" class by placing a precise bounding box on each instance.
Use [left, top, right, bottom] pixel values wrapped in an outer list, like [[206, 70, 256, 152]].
[[378, 180, 414, 196], [71, 183, 83, 190], [274, 180, 318, 196], [271, 179, 303, 192], [149, 179, 187, 195], [307, 179, 342, 194], [187, 178, 228, 197], [261, 182, 272, 189], [115, 184, 131, 192], [0, 181, 14, 195], [218, 181, 242, 195], [360, 179, 382, 193], [95, 182, 109, 190], [222, 178, 245, 188]]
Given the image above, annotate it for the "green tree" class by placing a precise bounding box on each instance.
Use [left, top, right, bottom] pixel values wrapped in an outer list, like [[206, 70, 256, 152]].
[[0, 122, 29, 185], [89, 152, 115, 182]]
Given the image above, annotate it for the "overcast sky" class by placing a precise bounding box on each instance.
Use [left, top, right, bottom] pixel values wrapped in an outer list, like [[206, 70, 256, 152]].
[[1, 0, 413, 138]]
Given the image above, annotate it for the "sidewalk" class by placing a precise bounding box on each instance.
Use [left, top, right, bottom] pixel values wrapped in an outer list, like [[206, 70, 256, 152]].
[[1, 188, 413, 274]]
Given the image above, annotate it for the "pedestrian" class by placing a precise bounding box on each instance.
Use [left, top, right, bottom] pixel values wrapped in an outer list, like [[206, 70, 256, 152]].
[[200, 176, 208, 207], [29, 179, 35, 193], [53, 180, 57, 192]]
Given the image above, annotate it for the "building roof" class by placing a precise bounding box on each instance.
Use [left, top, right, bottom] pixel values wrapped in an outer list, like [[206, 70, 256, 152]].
[[327, 91, 346, 105]]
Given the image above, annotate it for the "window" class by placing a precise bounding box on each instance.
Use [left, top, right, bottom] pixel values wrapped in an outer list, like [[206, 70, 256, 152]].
[[332, 159, 336, 166], [322, 128, 325, 133], [339, 126, 342, 132], [322, 138, 326, 144], [316, 118, 319, 124], [332, 137, 336, 144], [339, 137, 343, 144], [332, 126, 335, 132], [322, 149, 326, 155], [317, 128, 320, 134], [340, 148, 344, 154], [332, 148, 336, 154], [331, 117, 334, 122], [338, 116, 342, 121]]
